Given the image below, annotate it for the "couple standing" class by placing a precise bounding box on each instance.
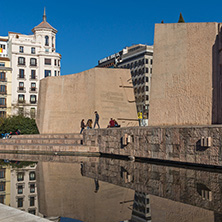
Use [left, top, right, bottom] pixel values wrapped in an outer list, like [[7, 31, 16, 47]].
[[80, 111, 100, 134]]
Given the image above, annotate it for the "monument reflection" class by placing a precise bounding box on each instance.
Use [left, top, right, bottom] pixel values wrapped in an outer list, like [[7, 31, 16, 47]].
[[1, 155, 222, 222]]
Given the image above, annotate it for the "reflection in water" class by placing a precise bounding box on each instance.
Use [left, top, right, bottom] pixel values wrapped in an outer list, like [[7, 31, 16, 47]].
[[0, 160, 42, 217], [1, 154, 222, 221], [36, 161, 134, 222]]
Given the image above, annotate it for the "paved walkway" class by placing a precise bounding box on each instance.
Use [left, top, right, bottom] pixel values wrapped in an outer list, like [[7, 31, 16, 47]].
[[0, 204, 50, 221]]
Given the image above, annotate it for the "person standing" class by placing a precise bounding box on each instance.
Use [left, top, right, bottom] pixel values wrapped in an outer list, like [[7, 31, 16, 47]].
[[80, 119, 85, 134], [94, 111, 100, 129]]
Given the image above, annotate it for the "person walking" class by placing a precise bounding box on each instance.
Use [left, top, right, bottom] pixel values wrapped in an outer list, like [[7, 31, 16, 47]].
[[94, 111, 100, 129], [80, 119, 85, 134]]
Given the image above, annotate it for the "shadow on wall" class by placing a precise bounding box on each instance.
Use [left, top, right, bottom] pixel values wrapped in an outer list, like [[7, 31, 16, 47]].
[[212, 24, 222, 124]]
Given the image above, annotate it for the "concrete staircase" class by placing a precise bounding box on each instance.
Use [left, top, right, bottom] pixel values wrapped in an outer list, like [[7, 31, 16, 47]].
[[0, 133, 99, 155]]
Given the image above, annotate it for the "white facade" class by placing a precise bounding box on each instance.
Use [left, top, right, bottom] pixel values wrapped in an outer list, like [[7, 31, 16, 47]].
[[8, 10, 61, 117], [0, 37, 8, 58]]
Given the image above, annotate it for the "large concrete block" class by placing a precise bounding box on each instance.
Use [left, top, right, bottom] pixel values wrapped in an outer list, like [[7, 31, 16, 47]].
[[36, 67, 138, 133], [149, 22, 222, 126]]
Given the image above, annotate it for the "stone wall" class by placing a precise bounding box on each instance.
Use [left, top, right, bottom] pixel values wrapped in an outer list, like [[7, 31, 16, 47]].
[[82, 157, 222, 217], [83, 125, 222, 166]]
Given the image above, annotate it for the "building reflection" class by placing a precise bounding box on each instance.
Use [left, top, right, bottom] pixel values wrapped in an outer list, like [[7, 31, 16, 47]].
[[0, 160, 41, 217], [131, 192, 152, 222]]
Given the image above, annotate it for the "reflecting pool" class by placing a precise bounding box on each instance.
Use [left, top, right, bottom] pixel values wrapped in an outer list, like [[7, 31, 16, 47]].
[[0, 154, 222, 222]]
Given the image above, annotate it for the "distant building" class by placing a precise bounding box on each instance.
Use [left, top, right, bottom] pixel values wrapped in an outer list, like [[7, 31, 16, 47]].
[[0, 36, 12, 117], [8, 9, 61, 118], [98, 44, 153, 125]]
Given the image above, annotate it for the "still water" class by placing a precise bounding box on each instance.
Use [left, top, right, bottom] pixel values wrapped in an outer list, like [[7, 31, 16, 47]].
[[0, 153, 222, 222]]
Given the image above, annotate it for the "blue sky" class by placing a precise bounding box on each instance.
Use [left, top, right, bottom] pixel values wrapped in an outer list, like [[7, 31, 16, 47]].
[[1, 0, 222, 75]]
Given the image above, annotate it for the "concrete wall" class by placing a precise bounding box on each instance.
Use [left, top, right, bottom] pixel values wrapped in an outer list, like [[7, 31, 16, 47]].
[[36, 67, 138, 133], [149, 22, 220, 126], [83, 125, 222, 167]]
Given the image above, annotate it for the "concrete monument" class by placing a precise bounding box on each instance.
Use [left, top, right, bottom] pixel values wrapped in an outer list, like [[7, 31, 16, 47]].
[[149, 22, 222, 126], [36, 67, 138, 133]]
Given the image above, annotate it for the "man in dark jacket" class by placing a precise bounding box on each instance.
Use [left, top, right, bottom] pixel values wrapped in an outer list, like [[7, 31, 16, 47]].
[[80, 119, 85, 134], [94, 111, 100, 129]]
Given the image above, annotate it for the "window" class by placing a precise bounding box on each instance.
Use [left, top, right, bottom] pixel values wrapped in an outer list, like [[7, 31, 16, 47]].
[[30, 196, 35, 206], [30, 108, 35, 119], [29, 171, 36, 180], [146, 95, 149, 101], [30, 95, 36, 104], [0, 98, 6, 106], [17, 198, 23, 208], [0, 85, 6, 94], [17, 185, 23, 194], [45, 36, 49, 46], [0, 62, 5, 67], [31, 47, 35, 54], [30, 58, 37, 66], [146, 59, 148, 64], [0, 112, 6, 117], [54, 59, 57, 66], [19, 46, 24, 53], [54, 71, 57, 76], [18, 57, 25, 65], [19, 82, 24, 91], [0, 44, 5, 49], [58, 60, 60, 66], [45, 58, 51, 65], [0, 182, 5, 191], [17, 172, 24, 181], [31, 83, 36, 91], [150, 68, 152, 74], [58, 71, 60, 76], [18, 107, 24, 115], [0, 169, 5, 178], [146, 68, 149, 73], [45, 70, 51, 77], [151, 59, 153, 65], [0, 195, 4, 204], [52, 37, 54, 47], [0, 72, 5, 81], [29, 209, 36, 215], [31, 70, 36, 79], [18, 95, 25, 103], [146, 86, 149, 91], [146, 77, 149, 82], [30, 184, 35, 193], [19, 69, 25, 78]]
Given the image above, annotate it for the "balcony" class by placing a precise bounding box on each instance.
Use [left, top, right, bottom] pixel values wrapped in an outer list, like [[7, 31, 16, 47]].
[[17, 88, 26, 93], [0, 105, 6, 108], [0, 78, 7, 82], [18, 100, 26, 104], [29, 88, 37, 93], [17, 75, 26, 80], [0, 91, 7, 95]]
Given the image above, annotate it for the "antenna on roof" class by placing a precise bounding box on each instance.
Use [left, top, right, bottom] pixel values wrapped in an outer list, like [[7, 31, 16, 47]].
[[43, 7, 47, 22]]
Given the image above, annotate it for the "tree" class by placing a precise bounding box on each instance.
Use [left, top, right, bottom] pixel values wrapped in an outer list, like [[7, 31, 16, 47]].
[[178, 13, 185, 23], [0, 115, 39, 135]]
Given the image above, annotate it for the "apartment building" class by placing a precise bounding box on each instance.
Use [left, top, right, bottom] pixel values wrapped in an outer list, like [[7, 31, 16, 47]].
[[98, 44, 153, 125], [8, 9, 61, 117], [0, 37, 12, 117]]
